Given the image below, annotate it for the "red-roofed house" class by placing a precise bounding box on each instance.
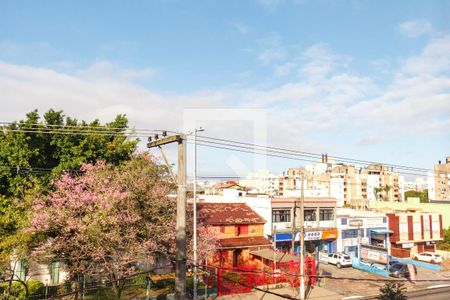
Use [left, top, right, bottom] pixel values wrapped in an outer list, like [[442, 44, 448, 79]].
[[198, 203, 272, 268]]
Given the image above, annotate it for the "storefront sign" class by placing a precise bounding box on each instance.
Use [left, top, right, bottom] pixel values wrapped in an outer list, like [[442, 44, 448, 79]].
[[294, 229, 338, 241], [426, 241, 436, 246], [303, 231, 323, 241], [402, 243, 414, 249], [322, 229, 338, 239], [349, 219, 363, 227], [360, 245, 388, 264]]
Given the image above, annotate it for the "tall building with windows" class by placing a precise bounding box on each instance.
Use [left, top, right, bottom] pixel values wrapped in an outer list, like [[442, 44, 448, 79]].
[[278, 159, 404, 207], [238, 169, 280, 196], [428, 157, 450, 201]]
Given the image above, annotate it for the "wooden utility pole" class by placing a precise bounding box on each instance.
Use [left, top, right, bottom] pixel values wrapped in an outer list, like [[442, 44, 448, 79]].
[[147, 135, 186, 300], [300, 174, 305, 300], [291, 195, 296, 254]]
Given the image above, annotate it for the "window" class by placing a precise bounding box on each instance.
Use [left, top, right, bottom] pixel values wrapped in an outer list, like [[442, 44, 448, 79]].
[[272, 209, 291, 223], [383, 217, 387, 223], [319, 209, 334, 221], [16, 260, 28, 281], [342, 229, 358, 239], [341, 218, 348, 225], [304, 209, 317, 221], [235, 225, 249, 236], [50, 262, 60, 285]]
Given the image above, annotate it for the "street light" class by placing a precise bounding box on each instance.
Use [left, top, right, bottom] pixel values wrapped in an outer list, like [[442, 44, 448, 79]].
[[193, 126, 204, 300]]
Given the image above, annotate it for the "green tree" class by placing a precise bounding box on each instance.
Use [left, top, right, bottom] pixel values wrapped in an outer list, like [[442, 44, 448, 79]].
[[437, 226, 450, 251], [0, 109, 138, 290], [376, 282, 407, 300], [404, 190, 429, 203]]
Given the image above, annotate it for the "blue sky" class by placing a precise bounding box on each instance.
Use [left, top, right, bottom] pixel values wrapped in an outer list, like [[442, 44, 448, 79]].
[[1, 0, 449, 178]]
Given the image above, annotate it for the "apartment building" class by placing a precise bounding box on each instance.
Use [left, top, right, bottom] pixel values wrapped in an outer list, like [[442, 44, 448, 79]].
[[363, 164, 402, 202], [387, 210, 443, 258], [404, 177, 428, 192], [428, 157, 450, 201], [278, 160, 404, 207], [238, 169, 280, 196]]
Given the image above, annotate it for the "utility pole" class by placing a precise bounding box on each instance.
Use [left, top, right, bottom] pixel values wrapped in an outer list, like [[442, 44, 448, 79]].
[[291, 193, 296, 254], [147, 134, 186, 300], [193, 127, 204, 300], [300, 174, 305, 300]]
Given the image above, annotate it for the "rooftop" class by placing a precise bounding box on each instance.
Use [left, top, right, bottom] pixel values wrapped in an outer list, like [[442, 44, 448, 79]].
[[198, 203, 266, 225], [218, 236, 272, 248]]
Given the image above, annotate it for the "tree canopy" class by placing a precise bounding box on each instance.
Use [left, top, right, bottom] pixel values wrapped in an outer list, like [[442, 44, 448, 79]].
[[30, 154, 217, 298], [0, 109, 138, 280]]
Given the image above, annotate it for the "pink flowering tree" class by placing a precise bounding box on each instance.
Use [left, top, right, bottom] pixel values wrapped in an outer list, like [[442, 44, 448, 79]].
[[30, 153, 217, 298]]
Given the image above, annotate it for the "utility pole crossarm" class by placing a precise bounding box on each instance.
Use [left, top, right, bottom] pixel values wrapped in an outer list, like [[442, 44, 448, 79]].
[[147, 135, 182, 148]]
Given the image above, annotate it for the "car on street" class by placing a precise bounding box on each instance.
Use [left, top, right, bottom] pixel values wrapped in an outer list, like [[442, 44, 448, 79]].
[[412, 252, 442, 264], [389, 263, 417, 278], [327, 253, 352, 268]]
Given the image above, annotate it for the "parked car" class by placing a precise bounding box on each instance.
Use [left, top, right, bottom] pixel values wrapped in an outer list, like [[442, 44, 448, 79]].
[[389, 263, 417, 278], [327, 253, 352, 269], [412, 252, 442, 264], [371, 262, 387, 270]]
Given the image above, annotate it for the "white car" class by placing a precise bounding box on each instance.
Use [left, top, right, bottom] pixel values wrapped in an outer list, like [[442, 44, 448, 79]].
[[328, 253, 352, 268], [412, 252, 442, 264]]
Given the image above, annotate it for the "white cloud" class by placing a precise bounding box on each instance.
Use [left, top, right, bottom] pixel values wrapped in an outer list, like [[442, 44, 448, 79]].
[[1, 34, 449, 167], [402, 35, 450, 75], [358, 136, 384, 146], [257, 33, 285, 65], [399, 19, 432, 38]]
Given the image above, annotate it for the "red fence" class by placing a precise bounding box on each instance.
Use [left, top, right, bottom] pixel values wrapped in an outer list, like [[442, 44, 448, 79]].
[[203, 257, 317, 296]]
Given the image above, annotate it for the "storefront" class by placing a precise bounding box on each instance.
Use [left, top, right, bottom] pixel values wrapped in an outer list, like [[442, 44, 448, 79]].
[[274, 229, 338, 255]]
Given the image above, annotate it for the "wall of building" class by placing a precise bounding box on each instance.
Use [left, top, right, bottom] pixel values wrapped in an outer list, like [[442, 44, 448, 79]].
[[369, 197, 450, 228], [210, 224, 265, 239]]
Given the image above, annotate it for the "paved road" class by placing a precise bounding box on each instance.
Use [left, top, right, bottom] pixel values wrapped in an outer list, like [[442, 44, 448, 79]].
[[361, 285, 450, 299], [316, 262, 450, 298]]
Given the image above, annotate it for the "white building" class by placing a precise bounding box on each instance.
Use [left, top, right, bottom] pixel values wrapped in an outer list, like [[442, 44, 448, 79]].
[[239, 169, 279, 196], [404, 177, 427, 192], [335, 209, 390, 258]]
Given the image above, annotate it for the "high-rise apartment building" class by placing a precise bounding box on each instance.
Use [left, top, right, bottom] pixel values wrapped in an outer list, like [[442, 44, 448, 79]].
[[278, 157, 404, 207], [428, 157, 450, 201]]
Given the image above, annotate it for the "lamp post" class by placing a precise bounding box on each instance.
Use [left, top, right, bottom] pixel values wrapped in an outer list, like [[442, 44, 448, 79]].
[[193, 126, 204, 300]]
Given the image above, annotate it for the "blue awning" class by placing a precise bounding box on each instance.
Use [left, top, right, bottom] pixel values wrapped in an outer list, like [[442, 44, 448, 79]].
[[275, 233, 294, 242], [371, 229, 393, 234]]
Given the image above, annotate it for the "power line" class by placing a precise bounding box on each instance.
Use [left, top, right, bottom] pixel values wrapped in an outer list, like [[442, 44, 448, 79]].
[[0, 125, 441, 177], [195, 135, 434, 173], [188, 140, 437, 178], [1, 123, 437, 174]]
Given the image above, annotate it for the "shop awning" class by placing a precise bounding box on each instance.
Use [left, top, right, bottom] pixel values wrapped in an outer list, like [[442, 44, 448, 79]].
[[371, 229, 393, 234], [275, 233, 294, 242]]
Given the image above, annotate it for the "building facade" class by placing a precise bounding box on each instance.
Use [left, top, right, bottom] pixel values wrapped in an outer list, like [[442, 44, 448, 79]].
[[278, 160, 404, 207], [238, 169, 280, 196], [387, 210, 443, 258], [271, 197, 338, 255], [198, 203, 272, 268], [336, 209, 390, 258], [428, 157, 450, 201]]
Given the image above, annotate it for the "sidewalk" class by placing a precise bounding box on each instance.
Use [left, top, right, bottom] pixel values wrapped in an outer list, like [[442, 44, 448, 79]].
[[217, 285, 342, 299]]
